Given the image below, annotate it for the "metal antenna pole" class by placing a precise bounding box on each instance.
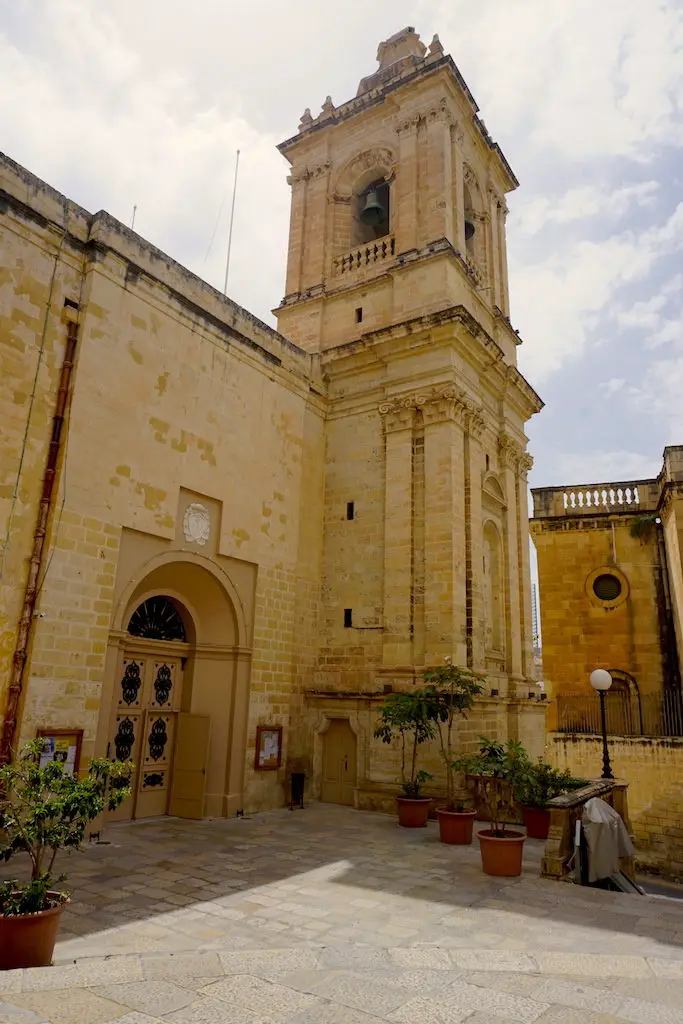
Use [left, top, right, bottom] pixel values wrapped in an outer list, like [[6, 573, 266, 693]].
[[223, 149, 241, 295], [130, 205, 137, 231]]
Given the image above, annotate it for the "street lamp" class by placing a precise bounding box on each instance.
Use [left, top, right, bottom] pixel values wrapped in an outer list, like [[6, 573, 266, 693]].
[[590, 669, 614, 779]]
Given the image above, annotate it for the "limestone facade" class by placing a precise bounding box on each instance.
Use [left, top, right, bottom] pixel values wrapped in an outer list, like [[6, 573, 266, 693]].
[[531, 448, 683, 731], [0, 27, 544, 819]]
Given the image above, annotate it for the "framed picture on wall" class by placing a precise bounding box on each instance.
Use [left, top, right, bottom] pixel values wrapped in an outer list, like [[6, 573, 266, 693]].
[[255, 725, 282, 771], [36, 729, 83, 776]]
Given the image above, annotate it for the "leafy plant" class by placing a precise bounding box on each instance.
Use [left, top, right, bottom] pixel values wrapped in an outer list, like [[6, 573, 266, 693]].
[[629, 514, 659, 541], [374, 689, 436, 798], [453, 737, 530, 837], [0, 740, 134, 916], [422, 658, 485, 811], [514, 758, 581, 809]]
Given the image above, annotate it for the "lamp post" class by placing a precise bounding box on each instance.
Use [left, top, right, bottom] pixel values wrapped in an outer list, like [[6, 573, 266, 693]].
[[590, 669, 614, 779]]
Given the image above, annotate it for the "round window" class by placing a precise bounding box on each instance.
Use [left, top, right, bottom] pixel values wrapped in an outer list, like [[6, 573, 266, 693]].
[[592, 573, 622, 602]]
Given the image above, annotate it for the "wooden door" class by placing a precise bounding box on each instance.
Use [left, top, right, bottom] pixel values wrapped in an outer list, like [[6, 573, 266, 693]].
[[107, 654, 183, 820], [170, 713, 210, 819], [321, 719, 357, 805]]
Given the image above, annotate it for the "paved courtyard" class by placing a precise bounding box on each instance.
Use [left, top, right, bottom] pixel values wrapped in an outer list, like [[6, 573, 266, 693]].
[[2, 803, 683, 1023]]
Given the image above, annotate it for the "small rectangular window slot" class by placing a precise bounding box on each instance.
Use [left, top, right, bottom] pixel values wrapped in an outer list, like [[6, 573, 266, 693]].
[[343, 609, 353, 628], [355, 307, 363, 323], [486, 454, 490, 470], [346, 501, 355, 520], [64, 298, 80, 310]]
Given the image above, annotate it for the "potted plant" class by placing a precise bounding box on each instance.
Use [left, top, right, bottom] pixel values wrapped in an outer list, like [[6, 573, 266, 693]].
[[374, 688, 436, 827], [423, 658, 484, 844], [0, 739, 133, 970], [454, 737, 530, 876], [515, 759, 583, 839]]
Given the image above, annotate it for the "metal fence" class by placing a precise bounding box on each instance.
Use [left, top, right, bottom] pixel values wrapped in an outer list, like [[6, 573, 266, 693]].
[[556, 691, 683, 738]]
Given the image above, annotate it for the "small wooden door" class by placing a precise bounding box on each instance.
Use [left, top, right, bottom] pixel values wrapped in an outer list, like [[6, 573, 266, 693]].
[[107, 653, 183, 820], [170, 713, 210, 819], [321, 719, 357, 805]]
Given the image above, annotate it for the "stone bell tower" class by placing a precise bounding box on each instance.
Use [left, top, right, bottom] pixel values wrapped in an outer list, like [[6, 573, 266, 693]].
[[277, 28, 545, 764]]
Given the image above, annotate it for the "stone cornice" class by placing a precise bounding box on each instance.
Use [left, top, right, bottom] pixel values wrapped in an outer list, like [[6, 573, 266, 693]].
[[287, 162, 331, 185]]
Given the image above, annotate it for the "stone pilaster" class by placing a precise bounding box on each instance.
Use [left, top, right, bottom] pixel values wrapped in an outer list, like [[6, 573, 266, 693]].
[[498, 200, 510, 315], [488, 187, 502, 310], [498, 431, 524, 692], [379, 403, 414, 667], [284, 172, 308, 295], [422, 390, 467, 666], [465, 411, 487, 672], [518, 452, 535, 680], [423, 101, 455, 245], [451, 124, 466, 254], [395, 116, 420, 253]]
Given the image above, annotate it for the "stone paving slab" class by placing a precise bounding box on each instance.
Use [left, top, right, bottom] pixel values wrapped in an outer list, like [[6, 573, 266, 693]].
[[2, 804, 683, 1022]]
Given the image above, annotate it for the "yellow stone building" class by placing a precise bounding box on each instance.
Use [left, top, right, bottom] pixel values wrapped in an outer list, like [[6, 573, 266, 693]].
[[531, 453, 683, 875], [0, 27, 544, 822]]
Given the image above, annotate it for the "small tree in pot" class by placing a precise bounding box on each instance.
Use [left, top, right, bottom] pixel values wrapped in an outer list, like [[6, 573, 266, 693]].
[[453, 737, 530, 876], [0, 739, 133, 970], [374, 689, 436, 827], [423, 659, 485, 844], [514, 759, 583, 839]]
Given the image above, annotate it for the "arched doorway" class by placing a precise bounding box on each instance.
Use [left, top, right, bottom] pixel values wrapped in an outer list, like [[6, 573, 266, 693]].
[[321, 719, 357, 805], [107, 595, 209, 821]]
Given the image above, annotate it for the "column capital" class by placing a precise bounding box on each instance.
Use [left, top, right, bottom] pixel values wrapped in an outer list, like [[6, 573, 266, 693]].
[[379, 403, 414, 433], [497, 431, 524, 468], [380, 385, 485, 431]]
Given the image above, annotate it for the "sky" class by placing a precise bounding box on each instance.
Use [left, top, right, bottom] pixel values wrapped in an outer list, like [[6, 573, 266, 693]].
[[2, 0, 682, 490]]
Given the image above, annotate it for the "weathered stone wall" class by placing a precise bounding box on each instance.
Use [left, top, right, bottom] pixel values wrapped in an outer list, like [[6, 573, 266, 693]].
[[0, 154, 324, 815], [549, 732, 683, 878], [0, 160, 89, 740], [531, 509, 668, 726]]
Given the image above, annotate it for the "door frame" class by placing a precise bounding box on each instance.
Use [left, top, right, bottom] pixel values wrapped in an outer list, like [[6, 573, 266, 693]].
[[312, 712, 362, 804], [106, 636, 190, 821]]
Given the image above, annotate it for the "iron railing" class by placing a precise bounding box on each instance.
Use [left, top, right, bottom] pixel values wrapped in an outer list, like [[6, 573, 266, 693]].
[[556, 691, 683, 738]]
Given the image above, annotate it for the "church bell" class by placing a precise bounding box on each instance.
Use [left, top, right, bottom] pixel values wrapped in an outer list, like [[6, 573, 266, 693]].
[[464, 217, 475, 241], [360, 189, 386, 227]]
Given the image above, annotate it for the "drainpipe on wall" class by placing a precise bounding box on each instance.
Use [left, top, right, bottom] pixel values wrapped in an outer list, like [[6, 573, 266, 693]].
[[0, 307, 81, 765]]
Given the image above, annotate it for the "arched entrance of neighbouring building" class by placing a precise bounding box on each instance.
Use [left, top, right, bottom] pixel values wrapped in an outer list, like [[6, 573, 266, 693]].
[[321, 719, 357, 805], [100, 552, 251, 822]]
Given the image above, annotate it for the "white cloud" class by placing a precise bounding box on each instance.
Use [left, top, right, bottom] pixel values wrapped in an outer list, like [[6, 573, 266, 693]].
[[514, 203, 683, 381], [428, 0, 683, 161], [600, 378, 626, 397], [616, 275, 683, 347], [513, 182, 659, 237], [632, 359, 683, 440], [0, 1, 290, 320], [546, 450, 661, 486]]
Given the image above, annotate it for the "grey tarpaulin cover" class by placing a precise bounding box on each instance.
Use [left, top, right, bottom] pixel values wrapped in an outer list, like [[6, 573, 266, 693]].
[[582, 797, 635, 883]]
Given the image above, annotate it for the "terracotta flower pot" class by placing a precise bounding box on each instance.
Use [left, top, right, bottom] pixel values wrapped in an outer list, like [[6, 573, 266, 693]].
[[396, 797, 431, 828], [523, 805, 551, 840], [477, 829, 526, 877], [0, 894, 68, 970], [436, 807, 476, 845]]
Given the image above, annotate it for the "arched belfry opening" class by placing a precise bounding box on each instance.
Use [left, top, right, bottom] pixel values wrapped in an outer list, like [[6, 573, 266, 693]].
[[351, 176, 391, 246]]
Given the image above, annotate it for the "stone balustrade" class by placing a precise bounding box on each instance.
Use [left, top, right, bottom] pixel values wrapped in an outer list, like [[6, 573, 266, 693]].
[[541, 778, 634, 880], [334, 235, 395, 275], [532, 479, 660, 518]]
